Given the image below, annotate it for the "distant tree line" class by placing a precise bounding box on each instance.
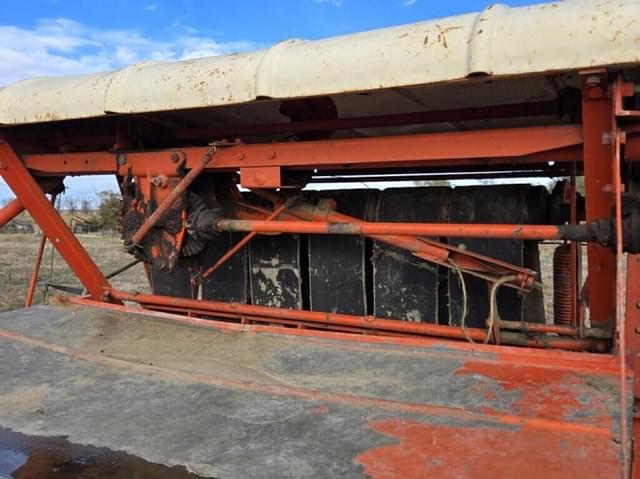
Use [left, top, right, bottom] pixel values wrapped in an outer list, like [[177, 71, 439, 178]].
[[0, 190, 121, 233]]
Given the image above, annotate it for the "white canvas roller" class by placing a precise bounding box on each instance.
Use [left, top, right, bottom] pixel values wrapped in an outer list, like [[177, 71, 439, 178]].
[[1, 0, 639, 125]]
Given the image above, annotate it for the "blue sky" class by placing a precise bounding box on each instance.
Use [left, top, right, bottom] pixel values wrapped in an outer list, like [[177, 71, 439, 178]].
[[0, 0, 548, 200]]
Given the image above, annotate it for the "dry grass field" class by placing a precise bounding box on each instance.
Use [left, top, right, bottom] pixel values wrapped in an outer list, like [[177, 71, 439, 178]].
[[0, 233, 149, 311]]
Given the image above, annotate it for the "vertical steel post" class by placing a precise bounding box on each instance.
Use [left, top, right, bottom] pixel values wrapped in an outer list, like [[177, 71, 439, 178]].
[[24, 193, 58, 307], [626, 255, 640, 479], [581, 72, 616, 326]]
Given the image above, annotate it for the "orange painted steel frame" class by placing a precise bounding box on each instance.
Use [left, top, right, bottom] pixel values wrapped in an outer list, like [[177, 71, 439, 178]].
[[0, 140, 114, 301], [1, 72, 639, 477], [0, 198, 24, 228], [16, 124, 620, 177]]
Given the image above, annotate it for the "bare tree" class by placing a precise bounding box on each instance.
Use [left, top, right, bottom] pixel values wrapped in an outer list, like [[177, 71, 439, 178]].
[[80, 194, 93, 214], [63, 195, 78, 215]]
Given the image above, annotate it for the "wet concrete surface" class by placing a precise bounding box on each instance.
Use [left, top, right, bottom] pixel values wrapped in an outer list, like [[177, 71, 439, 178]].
[[0, 427, 210, 478]]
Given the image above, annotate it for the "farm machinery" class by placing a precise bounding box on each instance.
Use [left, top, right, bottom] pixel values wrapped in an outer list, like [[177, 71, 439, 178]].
[[1, 0, 640, 477]]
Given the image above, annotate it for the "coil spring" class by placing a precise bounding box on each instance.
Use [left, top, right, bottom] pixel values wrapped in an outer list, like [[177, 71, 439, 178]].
[[553, 244, 576, 326]]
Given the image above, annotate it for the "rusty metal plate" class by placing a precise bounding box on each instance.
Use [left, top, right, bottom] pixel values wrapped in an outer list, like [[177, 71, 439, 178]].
[[249, 233, 302, 309], [374, 187, 450, 323], [447, 185, 547, 328], [0, 304, 626, 478], [201, 232, 249, 303], [149, 263, 193, 299], [306, 190, 375, 316]]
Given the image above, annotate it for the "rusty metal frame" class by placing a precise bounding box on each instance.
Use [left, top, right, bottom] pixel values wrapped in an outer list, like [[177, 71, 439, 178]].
[[21, 125, 586, 176], [2, 72, 640, 476], [581, 71, 617, 329], [0, 139, 114, 300], [24, 192, 57, 307], [0, 198, 24, 229]]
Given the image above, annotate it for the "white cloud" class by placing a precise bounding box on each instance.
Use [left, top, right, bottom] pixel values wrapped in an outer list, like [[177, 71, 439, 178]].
[[402, 0, 417, 6], [0, 17, 259, 86], [145, 3, 159, 11], [0, 17, 261, 197]]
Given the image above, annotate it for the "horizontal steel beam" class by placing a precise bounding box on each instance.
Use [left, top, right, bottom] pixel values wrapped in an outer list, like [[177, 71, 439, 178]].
[[22, 125, 585, 176], [107, 289, 608, 352]]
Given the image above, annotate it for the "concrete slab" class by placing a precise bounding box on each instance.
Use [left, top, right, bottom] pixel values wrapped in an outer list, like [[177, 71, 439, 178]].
[[0, 304, 625, 478]]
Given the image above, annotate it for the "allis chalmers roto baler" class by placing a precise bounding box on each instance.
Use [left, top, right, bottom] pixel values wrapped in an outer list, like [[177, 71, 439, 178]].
[[1, 1, 640, 477]]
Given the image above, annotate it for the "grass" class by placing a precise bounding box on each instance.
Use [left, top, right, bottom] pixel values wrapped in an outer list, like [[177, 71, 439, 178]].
[[0, 233, 148, 312]]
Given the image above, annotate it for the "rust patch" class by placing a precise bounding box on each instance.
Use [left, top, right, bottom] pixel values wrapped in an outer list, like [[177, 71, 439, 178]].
[[456, 361, 614, 428], [423, 25, 463, 48], [356, 418, 621, 479]]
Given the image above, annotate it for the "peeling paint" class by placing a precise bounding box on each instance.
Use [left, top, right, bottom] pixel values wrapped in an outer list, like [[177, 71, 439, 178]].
[[356, 418, 621, 479]]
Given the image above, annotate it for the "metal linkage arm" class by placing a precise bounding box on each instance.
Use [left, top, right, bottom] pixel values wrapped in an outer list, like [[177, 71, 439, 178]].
[[0, 198, 24, 229], [127, 145, 217, 250], [197, 194, 540, 291]]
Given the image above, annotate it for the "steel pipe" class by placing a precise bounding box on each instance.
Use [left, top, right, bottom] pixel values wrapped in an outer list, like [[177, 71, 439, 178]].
[[216, 219, 591, 241], [201, 200, 293, 280], [108, 289, 608, 352], [24, 195, 57, 307], [496, 319, 611, 339]]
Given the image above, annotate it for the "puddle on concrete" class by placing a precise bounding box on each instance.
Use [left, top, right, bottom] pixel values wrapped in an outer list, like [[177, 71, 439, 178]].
[[0, 427, 211, 478]]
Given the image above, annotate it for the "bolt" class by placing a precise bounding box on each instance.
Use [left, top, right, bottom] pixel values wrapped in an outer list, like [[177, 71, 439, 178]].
[[636, 327, 640, 334], [254, 174, 265, 186], [268, 152, 276, 160], [236, 152, 245, 161], [171, 152, 180, 163], [636, 301, 640, 309], [150, 175, 168, 188], [55, 237, 61, 244]]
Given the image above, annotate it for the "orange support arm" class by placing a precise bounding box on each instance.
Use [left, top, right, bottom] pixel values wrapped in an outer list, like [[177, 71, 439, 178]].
[[0, 198, 24, 229], [0, 138, 115, 301]]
